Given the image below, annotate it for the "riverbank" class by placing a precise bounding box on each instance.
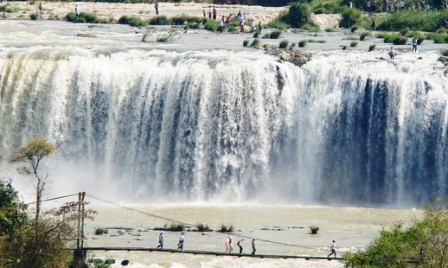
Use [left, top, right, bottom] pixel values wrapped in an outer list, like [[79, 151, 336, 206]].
[[1, 1, 284, 25]]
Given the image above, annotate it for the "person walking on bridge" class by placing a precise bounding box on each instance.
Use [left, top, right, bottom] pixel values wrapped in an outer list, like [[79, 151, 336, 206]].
[[251, 239, 256, 255], [327, 240, 337, 258], [157, 231, 164, 249], [237, 239, 244, 255], [178, 232, 185, 251]]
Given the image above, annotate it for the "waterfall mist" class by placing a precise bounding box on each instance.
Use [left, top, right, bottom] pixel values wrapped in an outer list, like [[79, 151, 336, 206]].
[[1, 48, 447, 206]]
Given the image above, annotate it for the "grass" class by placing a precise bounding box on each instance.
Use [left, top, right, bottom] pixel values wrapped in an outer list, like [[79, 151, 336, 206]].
[[360, 32, 370, 41], [118, 15, 148, 27], [251, 38, 261, 47], [378, 10, 448, 32], [308, 39, 326, 43]]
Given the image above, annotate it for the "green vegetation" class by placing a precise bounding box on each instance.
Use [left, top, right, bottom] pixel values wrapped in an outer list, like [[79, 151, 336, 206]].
[[308, 39, 326, 43], [30, 12, 39, 20], [309, 226, 320, 234], [168, 223, 185, 231], [368, 44, 376, 51], [298, 40, 307, 47], [226, 20, 240, 32], [66, 12, 103, 23], [196, 223, 211, 232], [308, 0, 344, 14], [171, 15, 202, 25], [204, 19, 219, 32], [350, 41, 358, 47], [266, 19, 288, 30], [250, 38, 261, 47], [360, 32, 370, 41], [443, 49, 448, 57], [427, 32, 448, 43], [88, 258, 115, 268], [351, 25, 359, 32], [339, 8, 362, 28], [279, 39, 289, 48], [0, 4, 20, 13], [243, 39, 249, 47], [149, 15, 171, 25], [219, 224, 234, 233], [280, 2, 311, 28], [378, 10, 448, 32], [269, 30, 282, 39], [118, 15, 148, 27], [344, 203, 448, 267]]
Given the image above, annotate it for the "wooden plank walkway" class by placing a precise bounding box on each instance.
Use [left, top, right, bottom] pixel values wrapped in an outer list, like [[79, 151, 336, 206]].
[[73, 247, 344, 261]]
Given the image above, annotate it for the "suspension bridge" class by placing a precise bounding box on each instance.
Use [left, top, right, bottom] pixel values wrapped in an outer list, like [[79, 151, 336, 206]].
[[36, 192, 344, 267]]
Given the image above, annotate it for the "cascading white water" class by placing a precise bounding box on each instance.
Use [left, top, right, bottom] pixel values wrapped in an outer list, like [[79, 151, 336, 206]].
[[1, 47, 447, 206]]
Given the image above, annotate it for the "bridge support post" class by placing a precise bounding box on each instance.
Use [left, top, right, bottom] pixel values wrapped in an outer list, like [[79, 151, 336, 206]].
[[73, 249, 88, 268]]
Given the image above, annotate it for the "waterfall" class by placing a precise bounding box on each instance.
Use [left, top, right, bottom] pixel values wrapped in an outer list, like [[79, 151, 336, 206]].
[[1, 48, 447, 206]]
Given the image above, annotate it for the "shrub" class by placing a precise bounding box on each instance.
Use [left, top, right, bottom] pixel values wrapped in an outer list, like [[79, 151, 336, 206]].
[[279, 39, 289, 48], [341, 45, 347, 50], [66, 12, 99, 23], [298, 40, 307, 47], [267, 19, 288, 30], [204, 19, 219, 32], [169, 223, 185, 231], [0, 4, 20, 13], [302, 23, 320, 32], [171, 15, 202, 25], [427, 33, 448, 43], [149, 15, 171, 25], [281, 2, 310, 28], [360, 32, 370, 41], [308, 39, 326, 43], [219, 224, 234, 233], [196, 223, 211, 232], [118, 16, 148, 27], [269, 30, 282, 39], [443, 49, 448, 57], [226, 20, 240, 32], [262, 33, 270, 39], [310, 226, 319, 234], [30, 12, 39, 20], [339, 7, 362, 28], [368, 44, 376, 51], [399, 27, 410, 36], [378, 10, 448, 32], [325, 27, 337, 32], [393, 37, 407, 45], [344, 204, 448, 267], [289, 43, 296, 50], [351, 25, 358, 32], [95, 228, 108, 235], [251, 38, 261, 47], [350, 41, 358, 47], [243, 39, 249, 47]]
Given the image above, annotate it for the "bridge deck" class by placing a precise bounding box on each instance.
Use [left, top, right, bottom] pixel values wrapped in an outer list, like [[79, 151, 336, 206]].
[[73, 247, 344, 261]]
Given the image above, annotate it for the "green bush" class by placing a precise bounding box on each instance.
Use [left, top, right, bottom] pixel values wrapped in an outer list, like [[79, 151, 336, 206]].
[[339, 8, 361, 28], [360, 32, 370, 41], [302, 23, 320, 32], [442, 50, 448, 57], [383, 33, 403, 43], [0, 4, 20, 13], [168, 223, 185, 231], [378, 10, 448, 32], [30, 12, 39, 20], [325, 27, 337, 32], [226, 20, 240, 32], [118, 15, 148, 27], [149, 15, 171, 25], [344, 204, 448, 267], [196, 223, 211, 232], [266, 19, 288, 30], [269, 30, 282, 39], [399, 27, 410, 36], [279, 39, 289, 48], [253, 32, 259, 38], [171, 15, 202, 25], [393, 37, 407, 45], [298, 40, 307, 47], [308, 39, 326, 43], [427, 32, 448, 43], [368, 44, 376, 51], [350, 41, 358, 47], [66, 12, 100, 23], [204, 19, 219, 32], [351, 25, 358, 32], [219, 224, 234, 233], [243, 39, 249, 47], [289, 43, 296, 50], [281, 2, 310, 28], [251, 38, 261, 47]]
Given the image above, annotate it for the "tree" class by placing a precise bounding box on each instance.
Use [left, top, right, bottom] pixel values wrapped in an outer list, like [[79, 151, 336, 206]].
[[281, 2, 310, 28], [0, 178, 28, 237], [10, 138, 57, 230], [344, 203, 448, 267]]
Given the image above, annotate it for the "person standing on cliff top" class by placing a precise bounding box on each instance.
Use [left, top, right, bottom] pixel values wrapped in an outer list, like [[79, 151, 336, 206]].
[[251, 239, 256, 255], [178, 232, 185, 251], [212, 7, 217, 20]]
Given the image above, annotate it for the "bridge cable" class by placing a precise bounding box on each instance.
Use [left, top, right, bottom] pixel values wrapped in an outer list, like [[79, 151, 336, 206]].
[[85, 193, 316, 249]]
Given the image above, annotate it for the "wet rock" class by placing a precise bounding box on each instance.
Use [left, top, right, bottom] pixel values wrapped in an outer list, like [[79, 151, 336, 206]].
[[438, 56, 448, 66]]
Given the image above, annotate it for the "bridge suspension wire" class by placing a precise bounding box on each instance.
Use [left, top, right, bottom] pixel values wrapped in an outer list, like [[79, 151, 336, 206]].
[[85, 192, 317, 250], [25, 193, 80, 205]]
